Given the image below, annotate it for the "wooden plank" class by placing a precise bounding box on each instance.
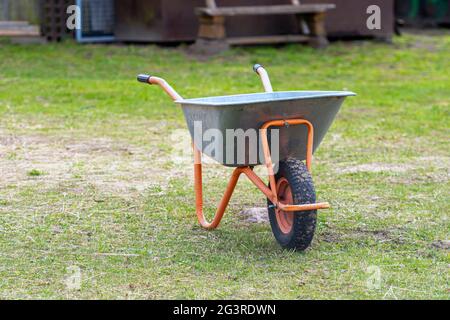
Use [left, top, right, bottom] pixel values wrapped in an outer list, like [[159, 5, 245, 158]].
[[0, 28, 40, 37], [0, 21, 30, 28], [0, 21, 40, 37], [196, 4, 335, 16], [227, 34, 310, 45]]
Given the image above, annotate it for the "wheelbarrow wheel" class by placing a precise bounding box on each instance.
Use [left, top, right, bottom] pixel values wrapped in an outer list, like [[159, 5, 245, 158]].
[[267, 158, 317, 251]]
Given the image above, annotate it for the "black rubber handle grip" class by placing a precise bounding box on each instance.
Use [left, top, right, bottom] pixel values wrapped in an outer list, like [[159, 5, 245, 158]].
[[137, 74, 152, 84], [253, 64, 263, 73]]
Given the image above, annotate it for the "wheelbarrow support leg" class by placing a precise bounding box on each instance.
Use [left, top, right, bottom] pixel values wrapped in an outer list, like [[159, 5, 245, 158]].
[[194, 145, 276, 229], [194, 146, 245, 229]]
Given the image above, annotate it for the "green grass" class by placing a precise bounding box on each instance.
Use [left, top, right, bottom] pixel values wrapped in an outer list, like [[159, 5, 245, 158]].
[[27, 169, 44, 177], [0, 32, 449, 299]]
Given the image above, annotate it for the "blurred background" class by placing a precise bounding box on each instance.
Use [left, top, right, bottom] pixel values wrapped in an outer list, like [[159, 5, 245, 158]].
[[0, 0, 448, 44]]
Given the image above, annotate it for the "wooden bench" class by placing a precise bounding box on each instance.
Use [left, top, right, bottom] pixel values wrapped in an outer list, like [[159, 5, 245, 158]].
[[192, 0, 335, 54]]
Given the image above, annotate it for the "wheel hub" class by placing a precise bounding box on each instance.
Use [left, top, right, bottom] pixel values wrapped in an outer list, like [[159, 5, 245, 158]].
[[275, 177, 294, 234]]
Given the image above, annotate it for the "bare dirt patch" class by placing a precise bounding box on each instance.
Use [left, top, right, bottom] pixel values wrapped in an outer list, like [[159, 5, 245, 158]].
[[318, 230, 342, 243], [337, 163, 416, 174], [318, 227, 408, 245], [239, 207, 269, 223], [431, 240, 450, 250], [0, 129, 190, 198], [335, 156, 449, 179]]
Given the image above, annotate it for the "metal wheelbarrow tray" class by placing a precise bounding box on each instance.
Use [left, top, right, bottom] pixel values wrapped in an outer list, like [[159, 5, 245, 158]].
[[137, 65, 355, 251], [180, 90, 353, 167]]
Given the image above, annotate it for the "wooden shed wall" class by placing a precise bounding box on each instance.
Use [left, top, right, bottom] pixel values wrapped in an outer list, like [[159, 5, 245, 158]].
[[0, 0, 40, 24], [114, 0, 394, 42]]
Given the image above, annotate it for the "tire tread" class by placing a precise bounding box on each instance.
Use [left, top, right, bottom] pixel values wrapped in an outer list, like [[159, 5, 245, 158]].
[[268, 158, 317, 251]]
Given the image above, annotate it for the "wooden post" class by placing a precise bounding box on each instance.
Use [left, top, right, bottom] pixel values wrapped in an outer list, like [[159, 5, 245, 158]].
[[198, 15, 226, 40], [305, 12, 329, 48], [191, 12, 229, 55], [191, 16, 229, 55], [206, 0, 217, 9]]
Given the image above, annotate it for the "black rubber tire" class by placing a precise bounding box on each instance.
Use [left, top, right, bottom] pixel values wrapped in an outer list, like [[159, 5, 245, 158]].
[[267, 158, 317, 251]]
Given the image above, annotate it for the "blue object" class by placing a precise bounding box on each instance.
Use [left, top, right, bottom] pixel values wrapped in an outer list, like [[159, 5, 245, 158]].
[[75, 0, 115, 43]]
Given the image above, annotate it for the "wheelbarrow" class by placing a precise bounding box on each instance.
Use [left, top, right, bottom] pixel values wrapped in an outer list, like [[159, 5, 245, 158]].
[[137, 65, 355, 251]]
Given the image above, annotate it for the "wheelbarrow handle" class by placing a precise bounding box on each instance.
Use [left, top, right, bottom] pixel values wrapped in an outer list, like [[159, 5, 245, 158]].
[[137, 74, 151, 83], [253, 64, 273, 93], [137, 74, 183, 101]]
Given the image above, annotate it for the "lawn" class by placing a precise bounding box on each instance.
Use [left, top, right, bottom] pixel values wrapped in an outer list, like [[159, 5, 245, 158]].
[[0, 32, 449, 299]]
